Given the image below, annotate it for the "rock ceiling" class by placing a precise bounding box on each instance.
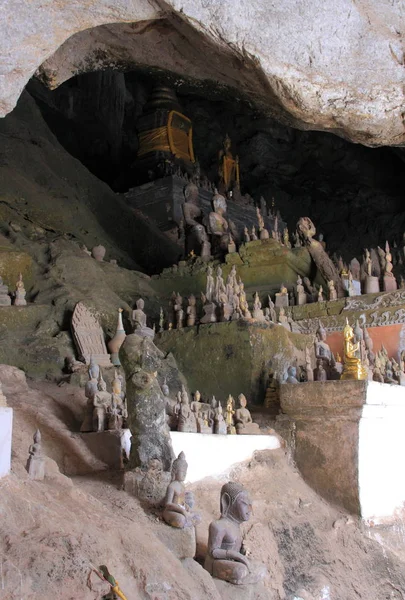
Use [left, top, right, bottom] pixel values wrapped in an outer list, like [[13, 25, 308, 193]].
[[0, 0, 404, 145]]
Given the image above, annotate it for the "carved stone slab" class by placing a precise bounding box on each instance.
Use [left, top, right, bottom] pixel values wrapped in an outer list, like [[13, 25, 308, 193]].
[[71, 302, 112, 367]]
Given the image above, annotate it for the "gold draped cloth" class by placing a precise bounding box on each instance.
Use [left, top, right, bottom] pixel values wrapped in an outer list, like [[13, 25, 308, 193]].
[[137, 110, 195, 163]]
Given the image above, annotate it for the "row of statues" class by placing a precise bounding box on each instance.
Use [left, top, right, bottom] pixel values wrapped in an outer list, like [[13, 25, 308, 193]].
[[0, 273, 27, 306], [81, 358, 128, 433], [162, 451, 266, 586], [163, 384, 260, 435]]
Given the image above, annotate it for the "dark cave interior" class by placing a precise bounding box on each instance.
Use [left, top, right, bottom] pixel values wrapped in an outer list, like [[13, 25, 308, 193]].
[[25, 68, 405, 262]]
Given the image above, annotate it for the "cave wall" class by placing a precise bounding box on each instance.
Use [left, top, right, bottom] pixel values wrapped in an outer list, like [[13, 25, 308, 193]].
[[28, 71, 405, 263]]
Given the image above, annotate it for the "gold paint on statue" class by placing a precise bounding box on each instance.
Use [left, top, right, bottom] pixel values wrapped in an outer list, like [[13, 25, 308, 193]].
[[341, 319, 368, 381]]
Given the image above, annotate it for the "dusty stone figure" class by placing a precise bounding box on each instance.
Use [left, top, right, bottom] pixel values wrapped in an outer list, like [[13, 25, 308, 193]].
[[178, 386, 197, 433], [305, 347, 314, 381], [250, 226, 258, 241], [252, 292, 265, 321], [93, 374, 112, 432], [91, 245, 106, 261], [0, 275, 11, 306], [162, 452, 201, 529], [26, 429, 45, 480], [235, 394, 260, 434], [297, 217, 345, 298], [286, 366, 299, 384], [186, 294, 197, 327], [256, 207, 269, 240], [208, 191, 232, 254], [314, 359, 327, 382], [133, 298, 155, 339], [204, 482, 267, 585], [314, 321, 332, 374], [174, 293, 184, 329], [328, 279, 337, 301], [296, 276, 307, 305], [14, 272, 27, 306], [243, 226, 250, 243], [383, 241, 397, 292], [214, 403, 227, 435]]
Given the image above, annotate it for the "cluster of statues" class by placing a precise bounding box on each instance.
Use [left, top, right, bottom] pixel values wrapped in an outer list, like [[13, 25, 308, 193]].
[[81, 358, 128, 433], [162, 384, 260, 435], [162, 451, 266, 586], [0, 272, 27, 306]]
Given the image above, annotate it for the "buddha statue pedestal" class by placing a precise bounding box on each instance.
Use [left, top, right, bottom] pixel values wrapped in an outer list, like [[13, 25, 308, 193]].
[[364, 276, 380, 294], [383, 275, 397, 292], [155, 520, 197, 559]]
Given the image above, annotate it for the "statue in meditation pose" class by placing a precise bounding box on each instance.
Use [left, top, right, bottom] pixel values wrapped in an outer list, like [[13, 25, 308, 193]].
[[341, 319, 368, 381], [178, 387, 197, 433], [162, 451, 201, 528], [204, 482, 267, 585], [133, 298, 154, 339], [14, 273, 27, 306], [234, 394, 260, 434], [314, 322, 332, 376]]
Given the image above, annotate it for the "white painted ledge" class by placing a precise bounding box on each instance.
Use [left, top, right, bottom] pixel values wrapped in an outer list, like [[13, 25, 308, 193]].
[[170, 431, 280, 483], [0, 408, 13, 478]]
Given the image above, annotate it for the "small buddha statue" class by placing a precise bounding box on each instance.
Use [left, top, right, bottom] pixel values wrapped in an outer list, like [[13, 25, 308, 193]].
[[252, 292, 265, 322], [256, 207, 269, 240], [26, 429, 45, 480], [285, 366, 299, 384], [205, 265, 215, 303], [250, 226, 258, 241], [317, 285, 324, 302], [225, 395, 236, 434], [174, 293, 184, 329], [328, 280, 337, 301], [235, 394, 260, 434], [341, 320, 368, 381], [314, 322, 332, 374], [314, 359, 327, 381], [133, 298, 155, 339], [93, 375, 112, 432], [275, 283, 289, 308], [214, 403, 227, 435], [204, 482, 267, 585], [296, 276, 307, 305], [14, 273, 27, 306], [244, 226, 250, 243], [208, 191, 231, 254], [305, 347, 314, 382], [162, 451, 201, 529], [178, 387, 197, 433], [186, 294, 197, 327], [238, 281, 251, 319]]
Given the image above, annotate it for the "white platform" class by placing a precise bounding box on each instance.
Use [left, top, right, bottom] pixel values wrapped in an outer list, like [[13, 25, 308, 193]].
[[170, 431, 280, 483], [0, 407, 13, 478], [359, 382, 405, 524]]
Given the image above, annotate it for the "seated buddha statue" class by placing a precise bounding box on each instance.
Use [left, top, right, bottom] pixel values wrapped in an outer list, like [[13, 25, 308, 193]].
[[162, 451, 201, 529], [341, 319, 368, 381], [314, 321, 332, 376], [234, 394, 260, 434], [204, 481, 267, 585], [208, 191, 231, 254]]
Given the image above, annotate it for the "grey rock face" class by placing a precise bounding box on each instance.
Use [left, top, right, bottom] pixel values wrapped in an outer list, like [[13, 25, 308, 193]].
[[119, 334, 174, 471]]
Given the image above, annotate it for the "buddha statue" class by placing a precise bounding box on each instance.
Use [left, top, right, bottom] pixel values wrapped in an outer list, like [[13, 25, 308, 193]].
[[225, 395, 236, 434], [162, 451, 201, 529], [133, 298, 155, 339], [214, 403, 227, 435], [186, 294, 197, 327], [286, 366, 299, 384], [208, 191, 232, 254], [256, 207, 269, 240], [26, 429, 45, 480], [93, 375, 113, 432], [204, 482, 267, 585], [235, 394, 260, 434], [250, 226, 258, 241], [218, 134, 240, 193], [244, 226, 250, 243], [314, 322, 332, 373], [314, 359, 327, 382], [341, 320, 368, 381], [328, 280, 337, 301], [174, 293, 184, 329], [296, 276, 306, 305], [14, 273, 27, 306], [275, 283, 289, 308], [177, 387, 197, 433], [182, 174, 208, 256], [252, 292, 265, 322]]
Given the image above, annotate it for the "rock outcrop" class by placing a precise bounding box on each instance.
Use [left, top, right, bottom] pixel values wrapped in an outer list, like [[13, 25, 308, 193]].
[[0, 1, 404, 145]]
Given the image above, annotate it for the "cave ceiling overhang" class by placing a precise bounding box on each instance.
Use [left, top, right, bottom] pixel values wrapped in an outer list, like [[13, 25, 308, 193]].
[[1, 0, 404, 146]]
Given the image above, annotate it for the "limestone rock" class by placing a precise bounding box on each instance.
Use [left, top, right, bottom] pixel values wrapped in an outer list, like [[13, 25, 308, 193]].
[[0, 1, 404, 145], [153, 522, 196, 560], [119, 334, 174, 471], [0, 364, 29, 395]]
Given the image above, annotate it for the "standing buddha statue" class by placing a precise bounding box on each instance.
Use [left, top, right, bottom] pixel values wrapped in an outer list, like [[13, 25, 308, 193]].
[[218, 134, 240, 194]]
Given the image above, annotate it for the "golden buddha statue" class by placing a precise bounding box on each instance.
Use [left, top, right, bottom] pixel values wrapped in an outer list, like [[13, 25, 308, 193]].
[[225, 394, 236, 434], [218, 134, 240, 193], [341, 319, 368, 381]]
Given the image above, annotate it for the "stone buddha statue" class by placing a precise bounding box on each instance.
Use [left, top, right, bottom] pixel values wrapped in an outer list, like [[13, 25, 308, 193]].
[[14, 273, 27, 306], [177, 387, 197, 433], [133, 298, 155, 339], [314, 322, 332, 373], [341, 320, 368, 381], [162, 451, 201, 529], [208, 191, 231, 254], [182, 173, 208, 256], [92, 375, 112, 432], [204, 482, 267, 585], [234, 394, 260, 434], [218, 134, 240, 194], [214, 403, 227, 435]]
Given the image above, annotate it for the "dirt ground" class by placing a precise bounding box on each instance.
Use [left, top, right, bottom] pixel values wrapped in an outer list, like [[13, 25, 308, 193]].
[[1, 368, 405, 599]]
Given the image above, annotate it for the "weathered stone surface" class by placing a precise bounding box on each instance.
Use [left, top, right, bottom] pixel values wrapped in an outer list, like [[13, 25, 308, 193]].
[[0, 1, 404, 145], [119, 334, 174, 471], [152, 522, 196, 560]]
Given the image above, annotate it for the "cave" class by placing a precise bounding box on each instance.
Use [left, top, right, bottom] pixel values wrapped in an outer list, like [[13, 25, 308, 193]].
[[1, 4, 405, 600]]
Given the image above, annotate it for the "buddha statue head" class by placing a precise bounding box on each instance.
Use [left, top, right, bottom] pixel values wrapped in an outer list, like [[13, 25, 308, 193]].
[[194, 390, 201, 403], [238, 393, 247, 408], [220, 482, 252, 523], [136, 298, 145, 311], [211, 396, 217, 408], [212, 192, 227, 216], [172, 451, 188, 482], [317, 321, 327, 342]]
